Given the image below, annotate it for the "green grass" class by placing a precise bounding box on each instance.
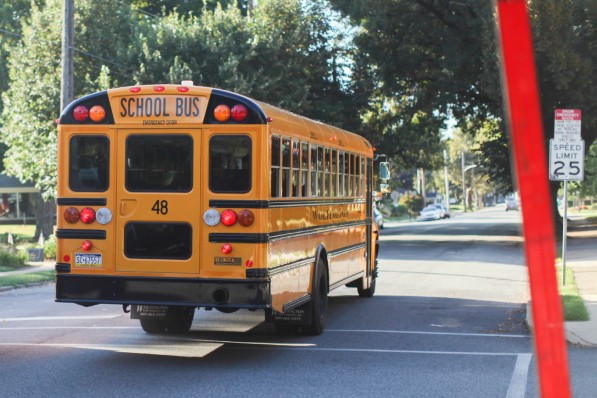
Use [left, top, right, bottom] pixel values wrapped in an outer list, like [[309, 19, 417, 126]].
[[0, 225, 36, 240], [556, 265, 589, 321], [0, 271, 54, 287]]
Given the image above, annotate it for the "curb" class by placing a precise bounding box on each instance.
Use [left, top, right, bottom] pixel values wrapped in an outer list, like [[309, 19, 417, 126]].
[[525, 301, 596, 347]]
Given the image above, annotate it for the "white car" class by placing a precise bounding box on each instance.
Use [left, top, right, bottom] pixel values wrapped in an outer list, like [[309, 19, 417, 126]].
[[419, 204, 442, 221], [373, 208, 384, 229]]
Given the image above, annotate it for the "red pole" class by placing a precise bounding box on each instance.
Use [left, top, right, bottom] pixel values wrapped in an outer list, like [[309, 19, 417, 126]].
[[495, 1, 571, 397]]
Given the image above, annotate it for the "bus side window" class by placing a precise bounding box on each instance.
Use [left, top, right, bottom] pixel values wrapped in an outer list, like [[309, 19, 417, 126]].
[[301, 142, 308, 197], [282, 138, 291, 198], [317, 147, 324, 197], [271, 136, 280, 198], [292, 139, 300, 197], [310, 145, 318, 197], [338, 152, 344, 196], [332, 149, 338, 197]]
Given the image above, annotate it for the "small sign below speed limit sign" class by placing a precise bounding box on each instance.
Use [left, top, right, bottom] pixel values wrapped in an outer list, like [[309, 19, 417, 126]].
[[549, 139, 584, 181]]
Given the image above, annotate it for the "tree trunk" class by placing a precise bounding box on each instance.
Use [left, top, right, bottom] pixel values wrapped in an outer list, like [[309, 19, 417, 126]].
[[34, 198, 55, 242]]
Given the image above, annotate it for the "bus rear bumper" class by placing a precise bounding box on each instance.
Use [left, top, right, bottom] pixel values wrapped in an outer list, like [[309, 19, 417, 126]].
[[55, 274, 270, 309]]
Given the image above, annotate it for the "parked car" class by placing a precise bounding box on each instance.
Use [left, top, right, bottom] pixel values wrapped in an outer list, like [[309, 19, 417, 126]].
[[505, 198, 519, 211], [420, 204, 442, 221], [373, 208, 384, 229], [435, 204, 450, 218]]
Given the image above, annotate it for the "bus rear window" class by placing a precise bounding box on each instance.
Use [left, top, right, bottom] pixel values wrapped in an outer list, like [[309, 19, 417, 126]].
[[209, 135, 252, 193], [124, 222, 191, 259], [69, 136, 109, 192], [126, 135, 193, 192]]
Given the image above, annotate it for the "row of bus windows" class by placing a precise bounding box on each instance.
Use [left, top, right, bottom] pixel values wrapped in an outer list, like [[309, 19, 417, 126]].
[[69, 134, 251, 193], [270, 135, 365, 199]]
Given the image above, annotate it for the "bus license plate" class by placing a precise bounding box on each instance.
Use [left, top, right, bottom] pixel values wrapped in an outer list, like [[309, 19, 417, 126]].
[[74, 253, 102, 268]]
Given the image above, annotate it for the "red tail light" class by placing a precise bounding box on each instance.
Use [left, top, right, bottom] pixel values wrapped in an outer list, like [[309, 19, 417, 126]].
[[221, 244, 232, 254], [79, 207, 96, 224], [231, 104, 248, 122], [73, 106, 89, 122], [82, 240, 92, 251], [220, 209, 237, 226]]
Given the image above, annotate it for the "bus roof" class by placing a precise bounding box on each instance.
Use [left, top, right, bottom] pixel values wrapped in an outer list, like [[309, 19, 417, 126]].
[[59, 84, 373, 156]]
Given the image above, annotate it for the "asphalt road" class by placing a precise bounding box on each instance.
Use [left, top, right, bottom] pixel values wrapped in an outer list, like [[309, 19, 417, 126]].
[[0, 207, 594, 397]]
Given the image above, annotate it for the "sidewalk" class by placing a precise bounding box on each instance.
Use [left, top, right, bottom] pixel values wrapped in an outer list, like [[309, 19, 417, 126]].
[[561, 217, 597, 346], [0, 260, 54, 277]]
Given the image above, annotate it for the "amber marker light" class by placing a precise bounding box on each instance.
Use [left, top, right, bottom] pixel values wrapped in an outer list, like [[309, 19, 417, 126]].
[[238, 209, 254, 227], [214, 104, 231, 122], [64, 207, 80, 224], [89, 105, 106, 122]]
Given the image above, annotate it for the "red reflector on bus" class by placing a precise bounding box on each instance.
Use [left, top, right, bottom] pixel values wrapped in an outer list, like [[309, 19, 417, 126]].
[[154, 85, 165, 92], [73, 106, 89, 122], [79, 207, 96, 224], [63, 255, 70, 262], [220, 209, 237, 226], [177, 86, 189, 92], [64, 207, 80, 224], [245, 260, 254, 268], [82, 240, 93, 251], [231, 104, 248, 122], [214, 105, 231, 122], [130, 87, 141, 93], [221, 244, 232, 254], [89, 106, 106, 122]]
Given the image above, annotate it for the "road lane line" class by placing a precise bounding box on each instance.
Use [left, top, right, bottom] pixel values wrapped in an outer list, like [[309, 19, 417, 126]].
[[1, 315, 121, 321], [326, 329, 529, 338], [506, 353, 532, 398]]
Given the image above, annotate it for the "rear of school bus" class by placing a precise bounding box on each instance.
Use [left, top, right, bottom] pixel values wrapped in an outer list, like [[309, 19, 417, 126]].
[[55, 84, 271, 333]]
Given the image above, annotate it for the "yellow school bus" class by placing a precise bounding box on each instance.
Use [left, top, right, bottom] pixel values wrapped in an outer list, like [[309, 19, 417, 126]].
[[55, 83, 383, 335]]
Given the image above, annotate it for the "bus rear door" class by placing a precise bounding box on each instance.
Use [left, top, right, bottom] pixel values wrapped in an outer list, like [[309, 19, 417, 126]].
[[114, 129, 201, 274]]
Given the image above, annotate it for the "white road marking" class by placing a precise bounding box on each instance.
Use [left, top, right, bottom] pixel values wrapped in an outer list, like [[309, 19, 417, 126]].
[[1, 315, 121, 322], [506, 353, 532, 398], [326, 329, 529, 338]]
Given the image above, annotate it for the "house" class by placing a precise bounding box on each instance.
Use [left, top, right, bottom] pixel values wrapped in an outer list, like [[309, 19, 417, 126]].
[[0, 173, 41, 224]]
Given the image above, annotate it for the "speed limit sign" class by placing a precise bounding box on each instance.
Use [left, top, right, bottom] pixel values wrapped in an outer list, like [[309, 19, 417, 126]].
[[549, 139, 584, 181]]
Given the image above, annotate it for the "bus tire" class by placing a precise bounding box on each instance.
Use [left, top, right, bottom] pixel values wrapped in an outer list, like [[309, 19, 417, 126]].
[[357, 276, 376, 298], [140, 318, 167, 334], [304, 261, 328, 335]]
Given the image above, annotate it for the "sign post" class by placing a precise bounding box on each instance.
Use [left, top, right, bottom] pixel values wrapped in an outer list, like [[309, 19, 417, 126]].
[[549, 109, 584, 285]]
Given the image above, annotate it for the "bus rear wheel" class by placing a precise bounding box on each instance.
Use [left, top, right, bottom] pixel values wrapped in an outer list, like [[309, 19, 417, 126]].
[[304, 262, 328, 335], [357, 276, 376, 298]]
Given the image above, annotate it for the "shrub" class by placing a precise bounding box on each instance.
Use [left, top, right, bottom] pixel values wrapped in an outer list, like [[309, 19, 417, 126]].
[[44, 234, 57, 260], [0, 250, 28, 268]]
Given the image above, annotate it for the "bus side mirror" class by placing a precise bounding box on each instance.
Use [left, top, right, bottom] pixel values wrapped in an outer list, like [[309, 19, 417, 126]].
[[379, 162, 390, 181]]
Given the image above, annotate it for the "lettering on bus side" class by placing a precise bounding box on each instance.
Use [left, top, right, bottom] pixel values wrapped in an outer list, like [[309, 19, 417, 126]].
[[119, 97, 201, 118]]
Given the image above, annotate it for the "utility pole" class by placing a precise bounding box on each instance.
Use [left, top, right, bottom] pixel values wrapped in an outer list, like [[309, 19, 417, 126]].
[[461, 148, 466, 212], [443, 150, 450, 211], [61, 0, 74, 111]]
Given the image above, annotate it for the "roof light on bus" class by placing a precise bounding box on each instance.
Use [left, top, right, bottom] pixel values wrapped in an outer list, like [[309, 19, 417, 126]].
[[221, 244, 232, 254], [154, 85, 165, 92], [177, 86, 189, 93], [238, 210, 254, 227], [89, 106, 106, 122], [214, 104, 231, 122], [203, 209, 221, 226], [73, 106, 89, 122], [64, 207, 80, 224], [79, 207, 96, 224], [220, 209, 237, 226], [130, 87, 141, 93], [81, 240, 93, 251], [231, 104, 248, 122]]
